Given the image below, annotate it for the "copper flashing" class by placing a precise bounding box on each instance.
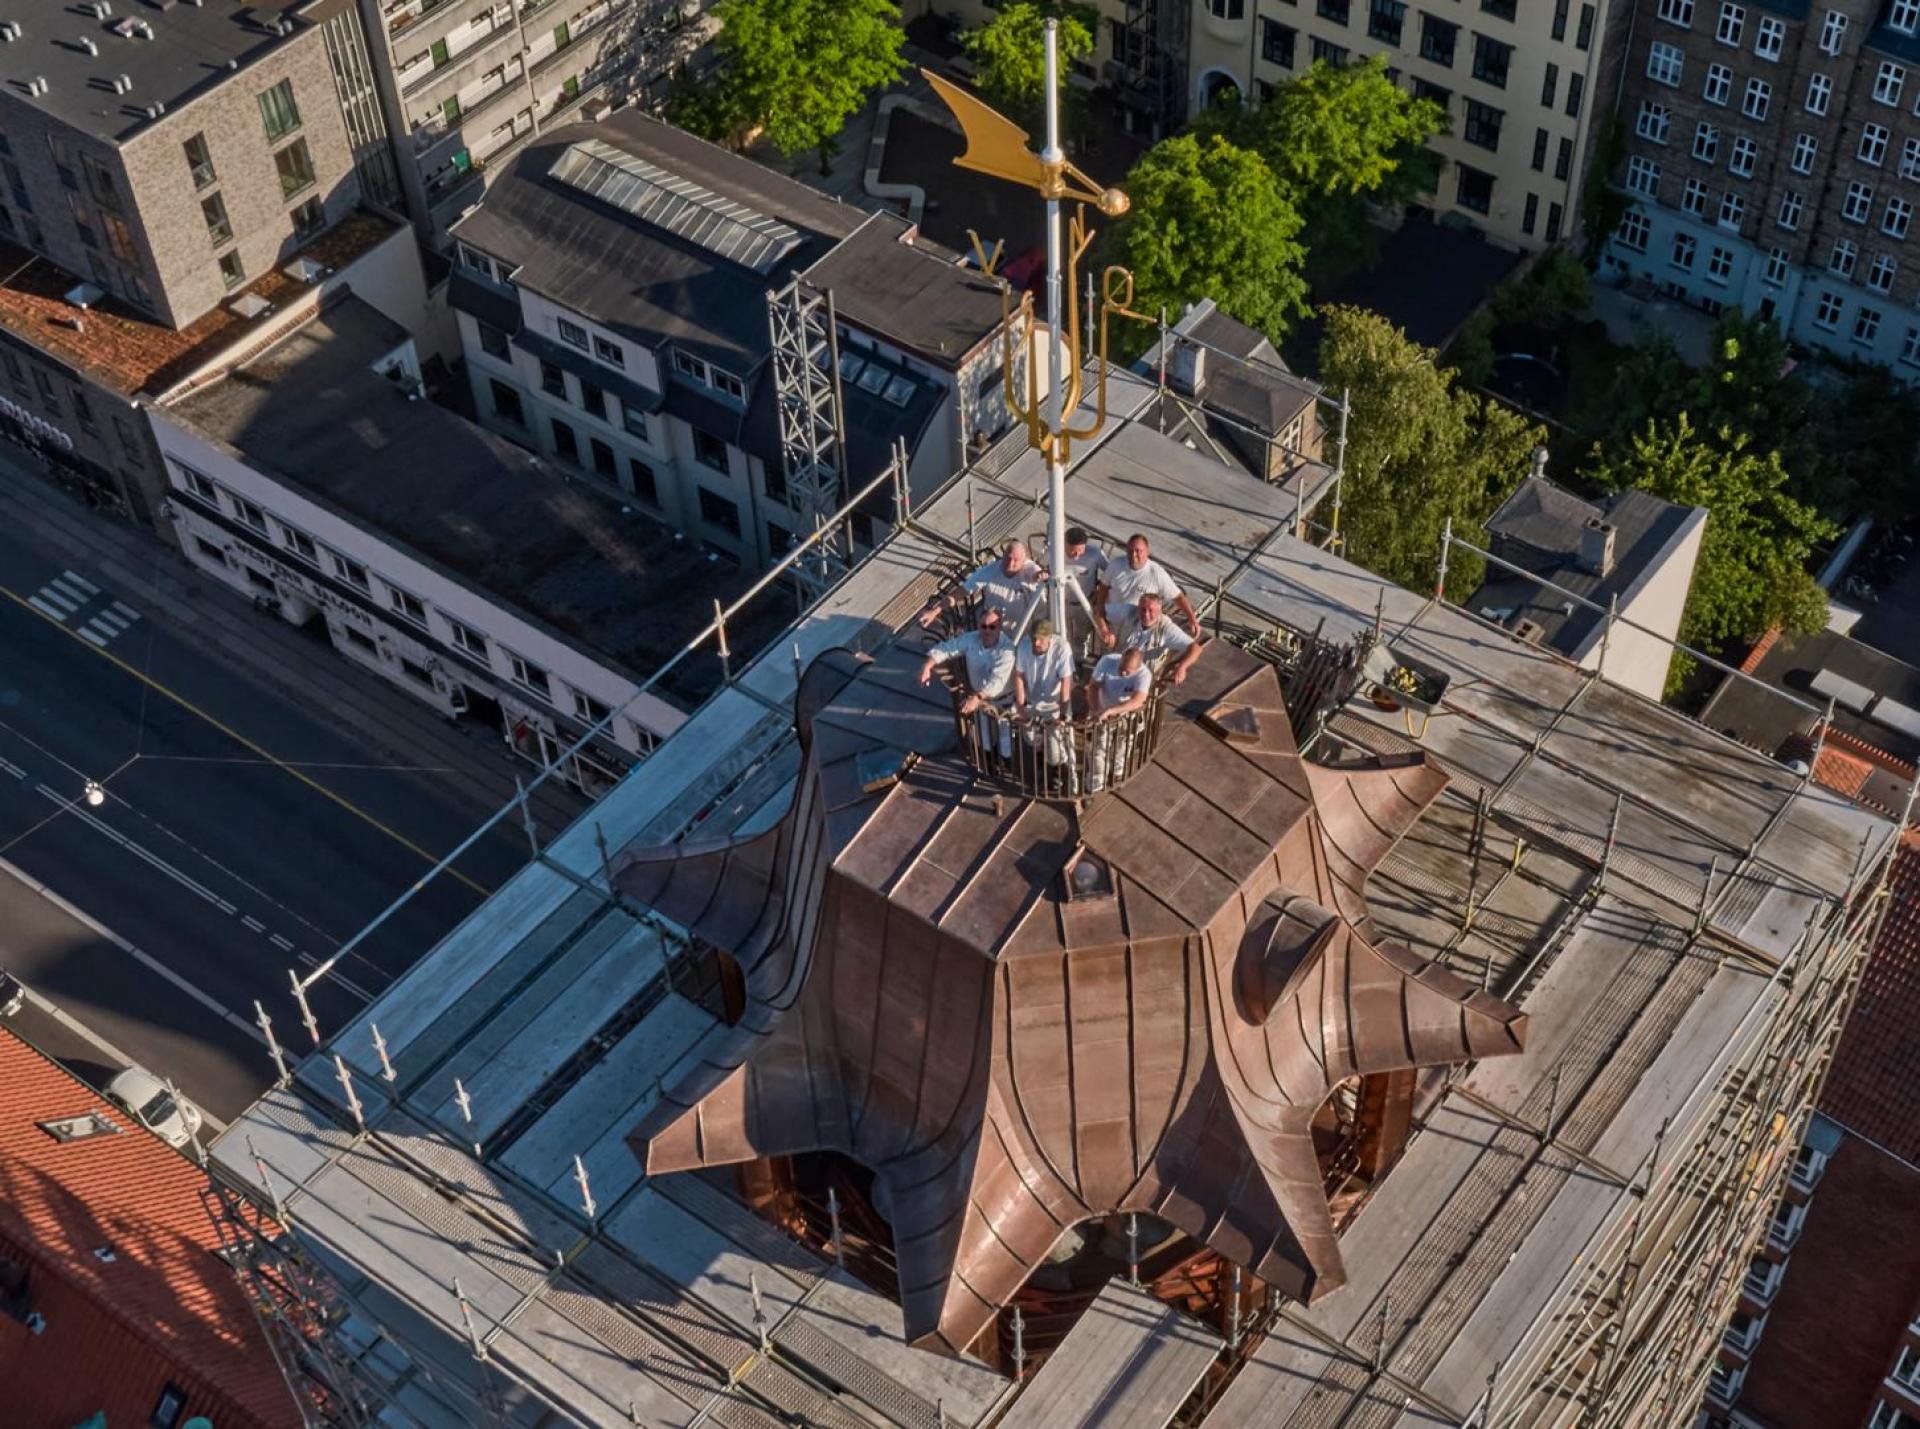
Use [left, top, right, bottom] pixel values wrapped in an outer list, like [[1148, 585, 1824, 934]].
[[619, 640, 1526, 1354]]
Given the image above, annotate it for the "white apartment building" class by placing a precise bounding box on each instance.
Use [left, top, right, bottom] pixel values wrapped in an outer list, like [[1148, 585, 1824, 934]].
[[152, 297, 687, 795], [450, 110, 1014, 571], [1187, 0, 1634, 248]]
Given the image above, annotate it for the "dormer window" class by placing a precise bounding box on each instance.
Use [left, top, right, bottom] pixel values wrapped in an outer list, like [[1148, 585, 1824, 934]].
[[673, 349, 746, 401]]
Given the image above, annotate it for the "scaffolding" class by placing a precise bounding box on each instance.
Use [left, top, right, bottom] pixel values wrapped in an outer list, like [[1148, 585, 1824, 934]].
[[766, 277, 849, 599]]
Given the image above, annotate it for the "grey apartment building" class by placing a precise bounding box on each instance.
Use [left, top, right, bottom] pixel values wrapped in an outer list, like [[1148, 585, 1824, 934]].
[[366, 0, 715, 237], [1605, 0, 1920, 374], [450, 112, 1012, 571]]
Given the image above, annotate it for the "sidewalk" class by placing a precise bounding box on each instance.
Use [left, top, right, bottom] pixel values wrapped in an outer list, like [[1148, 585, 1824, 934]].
[[0, 466, 589, 838]]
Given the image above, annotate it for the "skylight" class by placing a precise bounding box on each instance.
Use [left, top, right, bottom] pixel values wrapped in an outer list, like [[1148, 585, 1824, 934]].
[[549, 139, 803, 275]]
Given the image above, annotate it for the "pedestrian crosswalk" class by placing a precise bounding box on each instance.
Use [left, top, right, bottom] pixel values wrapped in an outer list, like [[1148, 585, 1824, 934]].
[[26, 570, 141, 647]]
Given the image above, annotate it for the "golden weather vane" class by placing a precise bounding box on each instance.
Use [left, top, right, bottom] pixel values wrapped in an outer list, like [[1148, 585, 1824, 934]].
[[923, 21, 1141, 637]]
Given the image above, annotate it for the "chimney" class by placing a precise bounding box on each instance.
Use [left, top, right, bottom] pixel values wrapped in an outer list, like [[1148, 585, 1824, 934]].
[[1169, 337, 1205, 396], [1579, 516, 1615, 577]]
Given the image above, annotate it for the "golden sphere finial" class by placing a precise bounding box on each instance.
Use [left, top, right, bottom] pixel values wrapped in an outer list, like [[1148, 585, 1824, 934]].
[[1099, 188, 1129, 217]]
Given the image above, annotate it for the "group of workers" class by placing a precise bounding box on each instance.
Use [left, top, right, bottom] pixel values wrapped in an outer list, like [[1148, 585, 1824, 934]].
[[914, 529, 1205, 788]]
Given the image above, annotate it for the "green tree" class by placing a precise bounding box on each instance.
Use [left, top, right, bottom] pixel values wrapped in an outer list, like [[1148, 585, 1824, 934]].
[[962, 3, 1095, 134], [1583, 414, 1836, 661], [1317, 306, 1542, 591], [1490, 249, 1592, 331], [1197, 58, 1444, 283], [1112, 133, 1308, 340], [700, 0, 905, 170]]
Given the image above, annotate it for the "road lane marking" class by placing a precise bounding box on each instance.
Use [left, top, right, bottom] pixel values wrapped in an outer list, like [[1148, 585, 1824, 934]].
[[78, 626, 107, 646], [0, 578, 490, 897], [108, 600, 137, 621], [60, 570, 98, 596], [0, 852, 264, 1050], [38, 785, 240, 915], [27, 594, 69, 620], [0, 756, 23, 779], [39, 583, 81, 610], [268, 933, 294, 952], [241, 914, 266, 933]]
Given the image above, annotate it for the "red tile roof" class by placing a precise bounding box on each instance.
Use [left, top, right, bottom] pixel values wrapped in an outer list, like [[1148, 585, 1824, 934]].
[[0, 1030, 298, 1429], [0, 211, 399, 397], [1820, 836, 1920, 1166]]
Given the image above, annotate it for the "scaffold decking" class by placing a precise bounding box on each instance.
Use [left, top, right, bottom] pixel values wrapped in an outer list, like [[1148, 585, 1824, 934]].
[[208, 374, 1899, 1429]]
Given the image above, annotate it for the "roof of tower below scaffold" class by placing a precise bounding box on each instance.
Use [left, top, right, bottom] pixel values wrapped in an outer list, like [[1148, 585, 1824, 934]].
[[209, 368, 1897, 1429]]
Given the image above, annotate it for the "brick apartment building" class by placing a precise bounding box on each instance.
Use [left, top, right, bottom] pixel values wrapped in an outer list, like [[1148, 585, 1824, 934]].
[[0, 1028, 299, 1429], [1606, 0, 1920, 375], [0, 0, 408, 520]]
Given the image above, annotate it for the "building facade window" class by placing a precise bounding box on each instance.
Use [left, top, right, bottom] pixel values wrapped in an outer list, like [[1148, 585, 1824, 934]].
[[1805, 73, 1832, 115], [1522, 192, 1539, 234], [1818, 10, 1846, 54], [629, 459, 658, 504], [590, 437, 616, 479], [1472, 34, 1512, 86], [692, 429, 730, 471], [329, 550, 370, 590], [183, 133, 215, 189], [1693, 122, 1720, 162], [274, 139, 316, 199], [1707, 245, 1734, 282], [1894, 0, 1920, 33], [1875, 62, 1906, 107], [1719, 191, 1745, 229], [1777, 191, 1804, 229], [491, 380, 524, 426], [446, 619, 488, 657], [698, 485, 741, 536], [1420, 14, 1457, 64], [1657, 0, 1693, 23], [1464, 100, 1504, 150], [1868, 253, 1898, 291], [1369, 0, 1406, 43], [1903, 137, 1920, 178], [1456, 163, 1494, 212], [1814, 290, 1843, 328], [478, 322, 511, 361], [1791, 132, 1818, 173], [1566, 73, 1584, 117], [258, 80, 302, 141], [1627, 155, 1661, 196], [1885, 195, 1914, 237], [593, 335, 624, 368], [1854, 307, 1882, 344], [1831, 238, 1858, 276], [389, 587, 428, 625], [1532, 127, 1549, 171], [218, 250, 244, 289], [1556, 137, 1573, 179], [1762, 247, 1788, 285], [1862, 124, 1891, 166], [1845, 181, 1874, 222], [1755, 16, 1783, 59], [1742, 78, 1770, 120], [1671, 232, 1697, 269], [1715, 2, 1743, 44], [509, 652, 550, 697], [1637, 101, 1671, 143], [1683, 177, 1710, 215], [1648, 41, 1684, 86], [1542, 63, 1559, 108], [551, 418, 579, 463], [201, 192, 231, 247], [557, 316, 589, 350], [1263, 18, 1298, 65], [291, 195, 325, 237], [1616, 209, 1651, 252], [1704, 62, 1732, 104], [1730, 135, 1757, 176]]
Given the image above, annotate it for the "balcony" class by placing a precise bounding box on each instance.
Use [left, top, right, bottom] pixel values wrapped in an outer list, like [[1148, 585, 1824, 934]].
[[426, 157, 487, 216], [412, 67, 527, 155], [401, 17, 522, 98], [1741, 1261, 1781, 1305]]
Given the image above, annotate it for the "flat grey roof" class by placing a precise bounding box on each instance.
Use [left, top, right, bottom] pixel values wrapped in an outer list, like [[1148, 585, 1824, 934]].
[[800, 212, 1008, 367], [0, 0, 307, 144], [451, 112, 861, 372], [1703, 623, 1920, 771], [211, 375, 1892, 1429], [168, 298, 748, 716]]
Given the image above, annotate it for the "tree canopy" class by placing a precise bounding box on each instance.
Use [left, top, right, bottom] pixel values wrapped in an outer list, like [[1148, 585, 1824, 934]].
[[692, 0, 905, 166], [1316, 306, 1541, 593], [1583, 414, 1836, 671], [962, 3, 1095, 134], [1111, 133, 1308, 340], [1195, 58, 1444, 282]]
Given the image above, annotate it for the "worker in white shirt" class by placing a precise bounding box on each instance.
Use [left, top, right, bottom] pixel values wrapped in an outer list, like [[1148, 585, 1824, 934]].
[[1086, 647, 1155, 792], [1115, 592, 1203, 685], [918, 609, 1018, 757], [1093, 534, 1198, 648], [1013, 617, 1074, 775], [919, 540, 1047, 633], [1051, 524, 1105, 656]]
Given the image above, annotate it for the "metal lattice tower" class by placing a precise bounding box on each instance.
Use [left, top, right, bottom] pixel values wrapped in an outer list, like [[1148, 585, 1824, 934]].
[[767, 278, 849, 598], [1121, 0, 1189, 134]]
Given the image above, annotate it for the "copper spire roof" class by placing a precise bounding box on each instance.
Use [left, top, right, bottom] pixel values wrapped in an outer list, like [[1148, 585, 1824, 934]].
[[618, 638, 1527, 1354]]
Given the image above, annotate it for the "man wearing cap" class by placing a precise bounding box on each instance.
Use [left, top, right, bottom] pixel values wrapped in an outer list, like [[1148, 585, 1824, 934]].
[[1114, 592, 1203, 685], [919, 540, 1047, 632], [1093, 533, 1198, 648], [1014, 617, 1074, 779], [1086, 646, 1154, 792], [919, 609, 1018, 757]]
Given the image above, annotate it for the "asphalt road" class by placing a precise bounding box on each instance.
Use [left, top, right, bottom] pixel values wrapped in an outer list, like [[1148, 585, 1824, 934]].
[[0, 527, 530, 1121]]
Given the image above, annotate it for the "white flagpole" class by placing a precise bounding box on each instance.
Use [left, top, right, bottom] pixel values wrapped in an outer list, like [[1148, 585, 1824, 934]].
[[1041, 18, 1069, 637]]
